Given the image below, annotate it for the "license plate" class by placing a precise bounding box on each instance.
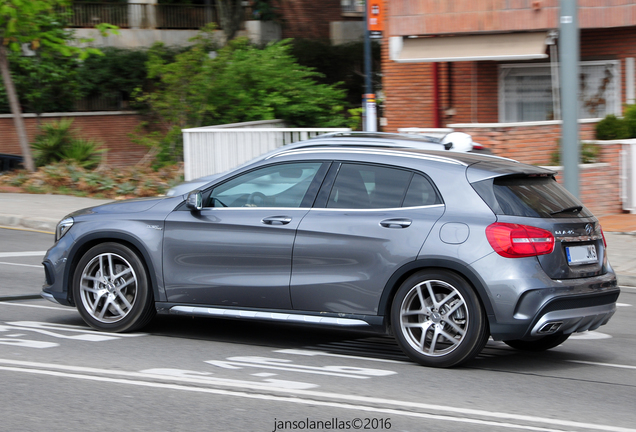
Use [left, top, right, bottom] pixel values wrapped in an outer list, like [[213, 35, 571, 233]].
[[566, 245, 598, 265]]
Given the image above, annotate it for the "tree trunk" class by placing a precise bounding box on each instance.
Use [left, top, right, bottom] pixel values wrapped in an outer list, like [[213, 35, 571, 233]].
[[215, 0, 244, 42], [0, 45, 35, 171]]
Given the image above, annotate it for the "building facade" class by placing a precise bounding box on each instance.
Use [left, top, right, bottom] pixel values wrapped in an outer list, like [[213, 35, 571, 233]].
[[383, 1, 636, 130]]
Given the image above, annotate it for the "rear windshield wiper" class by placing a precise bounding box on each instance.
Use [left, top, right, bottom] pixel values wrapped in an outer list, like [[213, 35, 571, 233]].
[[550, 205, 582, 215]]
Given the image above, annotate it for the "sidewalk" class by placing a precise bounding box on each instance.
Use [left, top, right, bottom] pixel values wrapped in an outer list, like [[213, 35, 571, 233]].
[[1, 192, 635, 290]]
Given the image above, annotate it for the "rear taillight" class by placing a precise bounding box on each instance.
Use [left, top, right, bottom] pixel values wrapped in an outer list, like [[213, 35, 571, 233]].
[[486, 222, 555, 258], [600, 226, 607, 248]]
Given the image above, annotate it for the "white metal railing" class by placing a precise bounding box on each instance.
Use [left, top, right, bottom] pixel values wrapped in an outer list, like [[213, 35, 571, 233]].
[[620, 141, 636, 213], [397, 127, 454, 139], [182, 124, 350, 181]]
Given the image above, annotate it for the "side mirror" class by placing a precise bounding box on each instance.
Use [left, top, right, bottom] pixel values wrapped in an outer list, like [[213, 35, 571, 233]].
[[186, 190, 203, 211]]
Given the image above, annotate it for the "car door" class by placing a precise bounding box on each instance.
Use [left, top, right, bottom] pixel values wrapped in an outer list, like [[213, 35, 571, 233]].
[[290, 162, 445, 315], [163, 161, 329, 309]]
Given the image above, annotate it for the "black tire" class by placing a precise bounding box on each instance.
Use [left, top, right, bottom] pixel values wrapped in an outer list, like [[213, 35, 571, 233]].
[[72, 242, 155, 332], [391, 270, 489, 368], [503, 333, 570, 352]]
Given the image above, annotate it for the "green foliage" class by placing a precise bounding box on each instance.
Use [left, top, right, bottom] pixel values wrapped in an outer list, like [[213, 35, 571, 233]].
[[0, 2, 122, 113], [204, 38, 348, 127], [0, 0, 113, 58], [31, 119, 76, 166], [623, 104, 636, 138], [76, 47, 150, 104], [595, 114, 630, 140], [137, 27, 349, 165], [551, 140, 601, 165], [346, 108, 363, 131], [30, 119, 106, 168], [0, 161, 184, 198], [60, 138, 106, 170], [251, 0, 282, 21], [289, 39, 382, 108]]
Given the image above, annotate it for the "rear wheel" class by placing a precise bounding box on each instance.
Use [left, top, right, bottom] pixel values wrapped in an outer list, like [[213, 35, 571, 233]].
[[503, 333, 570, 352], [391, 270, 489, 368], [72, 242, 155, 332]]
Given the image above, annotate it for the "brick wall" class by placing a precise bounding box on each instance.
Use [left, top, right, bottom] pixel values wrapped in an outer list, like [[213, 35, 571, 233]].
[[448, 121, 623, 217], [0, 113, 150, 167], [389, 0, 636, 37], [551, 145, 623, 217], [449, 121, 597, 164], [276, 0, 345, 40]]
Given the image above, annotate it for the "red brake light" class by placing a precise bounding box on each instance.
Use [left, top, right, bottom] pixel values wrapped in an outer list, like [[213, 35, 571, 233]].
[[486, 222, 555, 258], [600, 226, 607, 248]]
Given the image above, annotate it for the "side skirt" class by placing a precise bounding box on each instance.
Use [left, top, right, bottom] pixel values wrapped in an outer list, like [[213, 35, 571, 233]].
[[155, 302, 386, 332]]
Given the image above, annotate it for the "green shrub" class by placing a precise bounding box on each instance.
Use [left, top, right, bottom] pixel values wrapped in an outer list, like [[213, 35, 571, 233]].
[[623, 104, 636, 138], [31, 119, 76, 166], [595, 114, 630, 140], [60, 139, 106, 170], [30, 119, 106, 168], [551, 140, 601, 165]]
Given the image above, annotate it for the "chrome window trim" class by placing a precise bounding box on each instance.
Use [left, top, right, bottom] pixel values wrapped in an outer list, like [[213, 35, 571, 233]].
[[200, 206, 313, 211], [314, 204, 445, 212]]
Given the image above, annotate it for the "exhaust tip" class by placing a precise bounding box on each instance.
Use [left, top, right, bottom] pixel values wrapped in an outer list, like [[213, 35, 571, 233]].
[[538, 322, 563, 334]]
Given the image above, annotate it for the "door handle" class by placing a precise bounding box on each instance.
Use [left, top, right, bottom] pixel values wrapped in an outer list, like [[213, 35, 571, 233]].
[[262, 216, 292, 225], [380, 218, 412, 229]]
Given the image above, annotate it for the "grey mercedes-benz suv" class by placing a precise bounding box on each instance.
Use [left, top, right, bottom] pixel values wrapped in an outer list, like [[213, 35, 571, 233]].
[[42, 146, 619, 367]]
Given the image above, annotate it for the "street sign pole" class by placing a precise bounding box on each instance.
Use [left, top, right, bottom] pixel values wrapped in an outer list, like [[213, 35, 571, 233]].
[[559, 0, 580, 198], [363, 0, 377, 132]]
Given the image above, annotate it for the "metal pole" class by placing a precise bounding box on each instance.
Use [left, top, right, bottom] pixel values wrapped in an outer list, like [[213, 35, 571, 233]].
[[363, 0, 377, 132], [559, 0, 580, 198]]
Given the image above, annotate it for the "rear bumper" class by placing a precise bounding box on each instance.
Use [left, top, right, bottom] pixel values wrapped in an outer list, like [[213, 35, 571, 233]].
[[529, 301, 617, 337], [485, 268, 619, 341]]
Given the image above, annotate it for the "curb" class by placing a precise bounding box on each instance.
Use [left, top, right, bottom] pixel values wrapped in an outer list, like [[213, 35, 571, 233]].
[[0, 214, 57, 233]]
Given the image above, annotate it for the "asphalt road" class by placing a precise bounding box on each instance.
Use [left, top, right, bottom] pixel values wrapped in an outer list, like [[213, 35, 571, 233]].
[[1, 228, 635, 432]]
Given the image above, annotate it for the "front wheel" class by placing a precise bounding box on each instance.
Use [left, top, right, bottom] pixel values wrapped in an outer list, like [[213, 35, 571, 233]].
[[72, 242, 155, 332], [391, 270, 489, 368]]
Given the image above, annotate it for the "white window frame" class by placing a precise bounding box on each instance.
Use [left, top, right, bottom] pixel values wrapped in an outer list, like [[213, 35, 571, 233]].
[[498, 60, 621, 123]]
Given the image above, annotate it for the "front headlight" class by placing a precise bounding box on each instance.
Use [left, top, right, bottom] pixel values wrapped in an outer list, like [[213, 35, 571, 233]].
[[55, 217, 74, 242]]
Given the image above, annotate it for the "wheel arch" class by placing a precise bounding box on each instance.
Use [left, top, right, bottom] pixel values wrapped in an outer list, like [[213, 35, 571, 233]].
[[63, 232, 161, 306], [378, 257, 495, 326]]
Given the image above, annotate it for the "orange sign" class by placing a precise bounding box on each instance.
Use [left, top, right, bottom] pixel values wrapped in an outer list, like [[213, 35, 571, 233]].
[[368, 0, 384, 32]]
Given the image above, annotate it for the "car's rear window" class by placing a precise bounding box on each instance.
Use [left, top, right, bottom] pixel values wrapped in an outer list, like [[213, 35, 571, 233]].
[[473, 175, 593, 218]]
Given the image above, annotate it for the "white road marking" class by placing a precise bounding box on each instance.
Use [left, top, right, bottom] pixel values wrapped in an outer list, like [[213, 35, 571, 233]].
[[274, 348, 409, 364], [206, 356, 397, 379], [569, 332, 613, 340], [0, 261, 41, 268], [0, 251, 47, 258], [567, 360, 636, 370], [0, 302, 70, 311], [6, 321, 146, 338], [616, 303, 631, 307], [0, 358, 633, 432], [0, 339, 59, 348], [0, 321, 146, 346], [140, 368, 316, 390]]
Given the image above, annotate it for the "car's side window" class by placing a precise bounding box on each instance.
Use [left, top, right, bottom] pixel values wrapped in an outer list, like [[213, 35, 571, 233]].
[[207, 162, 323, 208], [327, 164, 413, 209], [403, 174, 442, 207]]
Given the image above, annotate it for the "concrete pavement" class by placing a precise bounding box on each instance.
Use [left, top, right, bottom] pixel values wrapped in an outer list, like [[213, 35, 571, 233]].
[[1, 193, 635, 297]]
